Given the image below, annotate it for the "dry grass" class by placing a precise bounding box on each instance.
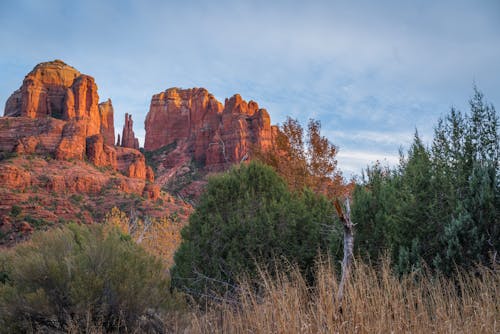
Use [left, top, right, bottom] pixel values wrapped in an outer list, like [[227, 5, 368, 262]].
[[9, 258, 496, 333], [187, 258, 499, 334]]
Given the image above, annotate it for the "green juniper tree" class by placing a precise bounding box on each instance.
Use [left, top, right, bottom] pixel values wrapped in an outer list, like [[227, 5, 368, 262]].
[[171, 162, 340, 297]]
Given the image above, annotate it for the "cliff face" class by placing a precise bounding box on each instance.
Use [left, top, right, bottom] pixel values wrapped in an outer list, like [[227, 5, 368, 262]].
[[0, 60, 169, 246], [98, 99, 115, 146], [0, 60, 285, 245], [144, 88, 275, 172], [1, 60, 156, 192], [142, 87, 278, 200], [4, 60, 102, 137]]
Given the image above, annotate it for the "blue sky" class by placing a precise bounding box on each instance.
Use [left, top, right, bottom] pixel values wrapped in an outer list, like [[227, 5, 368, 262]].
[[1, 0, 499, 177]]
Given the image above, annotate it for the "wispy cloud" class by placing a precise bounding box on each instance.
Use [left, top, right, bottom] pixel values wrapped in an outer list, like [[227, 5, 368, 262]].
[[328, 130, 413, 147], [337, 149, 400, 177]]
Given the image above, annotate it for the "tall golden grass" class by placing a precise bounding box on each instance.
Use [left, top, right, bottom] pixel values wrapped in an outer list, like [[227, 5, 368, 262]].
[[188, 258, 499, 334], [16, 257, 497, 333]]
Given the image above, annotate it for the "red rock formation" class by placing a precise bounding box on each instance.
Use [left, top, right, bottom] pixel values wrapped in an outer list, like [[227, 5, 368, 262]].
[[71, 75, 100, 136], [4, 60, 102, 137], [0, 117, 65, 154], [0, 165, 31, 189], [143, 183, 160, 200], [116, 147, 150, 180], [144, 88, 223, 152], [119, 113, 139, 149], [55, 120, 87, 160], [0, 61, 189, 247], [2, 60, 153, 186], [86, 134, 117, 168], [98, 99, 115, 146], [5, 60, 80, 118], [144, 88, 274, 171]]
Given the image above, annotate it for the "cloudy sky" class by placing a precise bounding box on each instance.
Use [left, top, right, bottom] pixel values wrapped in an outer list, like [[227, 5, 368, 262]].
[[1, 0, 499, 177]]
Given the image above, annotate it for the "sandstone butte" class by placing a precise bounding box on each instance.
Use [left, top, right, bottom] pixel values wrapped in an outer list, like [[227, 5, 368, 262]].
[[1, 59, 154, 183], [0, 60, 174, 245], [144, 87, 278, 194]]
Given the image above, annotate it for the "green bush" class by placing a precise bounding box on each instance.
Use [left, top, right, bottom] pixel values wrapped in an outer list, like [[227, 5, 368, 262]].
[[0, 223, 174, 333], [171, 162, 340, 298], [9, 205, 22, 218]]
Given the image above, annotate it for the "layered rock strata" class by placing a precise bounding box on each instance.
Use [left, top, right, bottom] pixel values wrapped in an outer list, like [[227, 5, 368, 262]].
[[144, 88, 275, 171], [2, 60, 153, 188]]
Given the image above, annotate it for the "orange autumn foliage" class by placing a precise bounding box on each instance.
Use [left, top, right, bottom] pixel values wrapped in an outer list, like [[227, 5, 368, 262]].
[[255, 117, 353, 198]]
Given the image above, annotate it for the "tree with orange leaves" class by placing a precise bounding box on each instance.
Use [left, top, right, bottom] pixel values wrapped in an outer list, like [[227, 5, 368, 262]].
[[255, 117, 351, 198]]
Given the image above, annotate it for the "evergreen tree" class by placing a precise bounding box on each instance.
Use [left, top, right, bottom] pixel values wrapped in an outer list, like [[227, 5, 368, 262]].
[[352, 163, 400, 261], [353, 87, 499, 274], [171, 162, 340, 297]]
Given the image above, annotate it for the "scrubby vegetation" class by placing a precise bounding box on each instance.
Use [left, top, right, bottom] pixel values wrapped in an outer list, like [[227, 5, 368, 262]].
[[0, 224, 179, 333], [188, 258, 498, 333], [104, 207, 185, 267]]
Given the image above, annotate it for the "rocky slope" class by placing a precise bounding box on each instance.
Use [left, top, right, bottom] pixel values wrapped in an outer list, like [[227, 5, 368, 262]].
[[0, 60, 187, 246], [144, 88, 277, 198], [0, 155, 191, 247]]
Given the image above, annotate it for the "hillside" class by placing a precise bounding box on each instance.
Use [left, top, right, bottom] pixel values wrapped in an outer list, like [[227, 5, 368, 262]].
[[0, 60, 191, 246], [0, 59, 287, 247]]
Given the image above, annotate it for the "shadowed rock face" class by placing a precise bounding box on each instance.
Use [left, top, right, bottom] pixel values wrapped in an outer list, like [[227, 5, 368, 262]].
[[144, 88, 275, 171]]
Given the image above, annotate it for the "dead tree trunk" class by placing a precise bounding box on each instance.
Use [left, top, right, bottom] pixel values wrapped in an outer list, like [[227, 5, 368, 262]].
[[334, 197, 354, 309]]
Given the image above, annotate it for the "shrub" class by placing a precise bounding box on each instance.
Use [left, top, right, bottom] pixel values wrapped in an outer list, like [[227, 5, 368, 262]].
[[0, 223, 173, 333], [70, 194, 84, 203], [171, 162, 340, 298], [9, 205, 22, 217]]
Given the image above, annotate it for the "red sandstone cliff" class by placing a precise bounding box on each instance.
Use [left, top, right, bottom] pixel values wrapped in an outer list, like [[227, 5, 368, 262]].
[[1, 60, 154, 186], [143, 88, 278, 199], [144, 88, 275, 171], [4, 60, 102, 137], [98, 99, 115, 146]]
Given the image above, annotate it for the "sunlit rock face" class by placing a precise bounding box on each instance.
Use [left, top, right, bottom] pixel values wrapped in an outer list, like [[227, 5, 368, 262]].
[[144, 87, 274, 171], [119, 113, 140, 149], [1, 60, 152, 183], [4, 60, 102, 137], [98, 99, 115, 146]]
